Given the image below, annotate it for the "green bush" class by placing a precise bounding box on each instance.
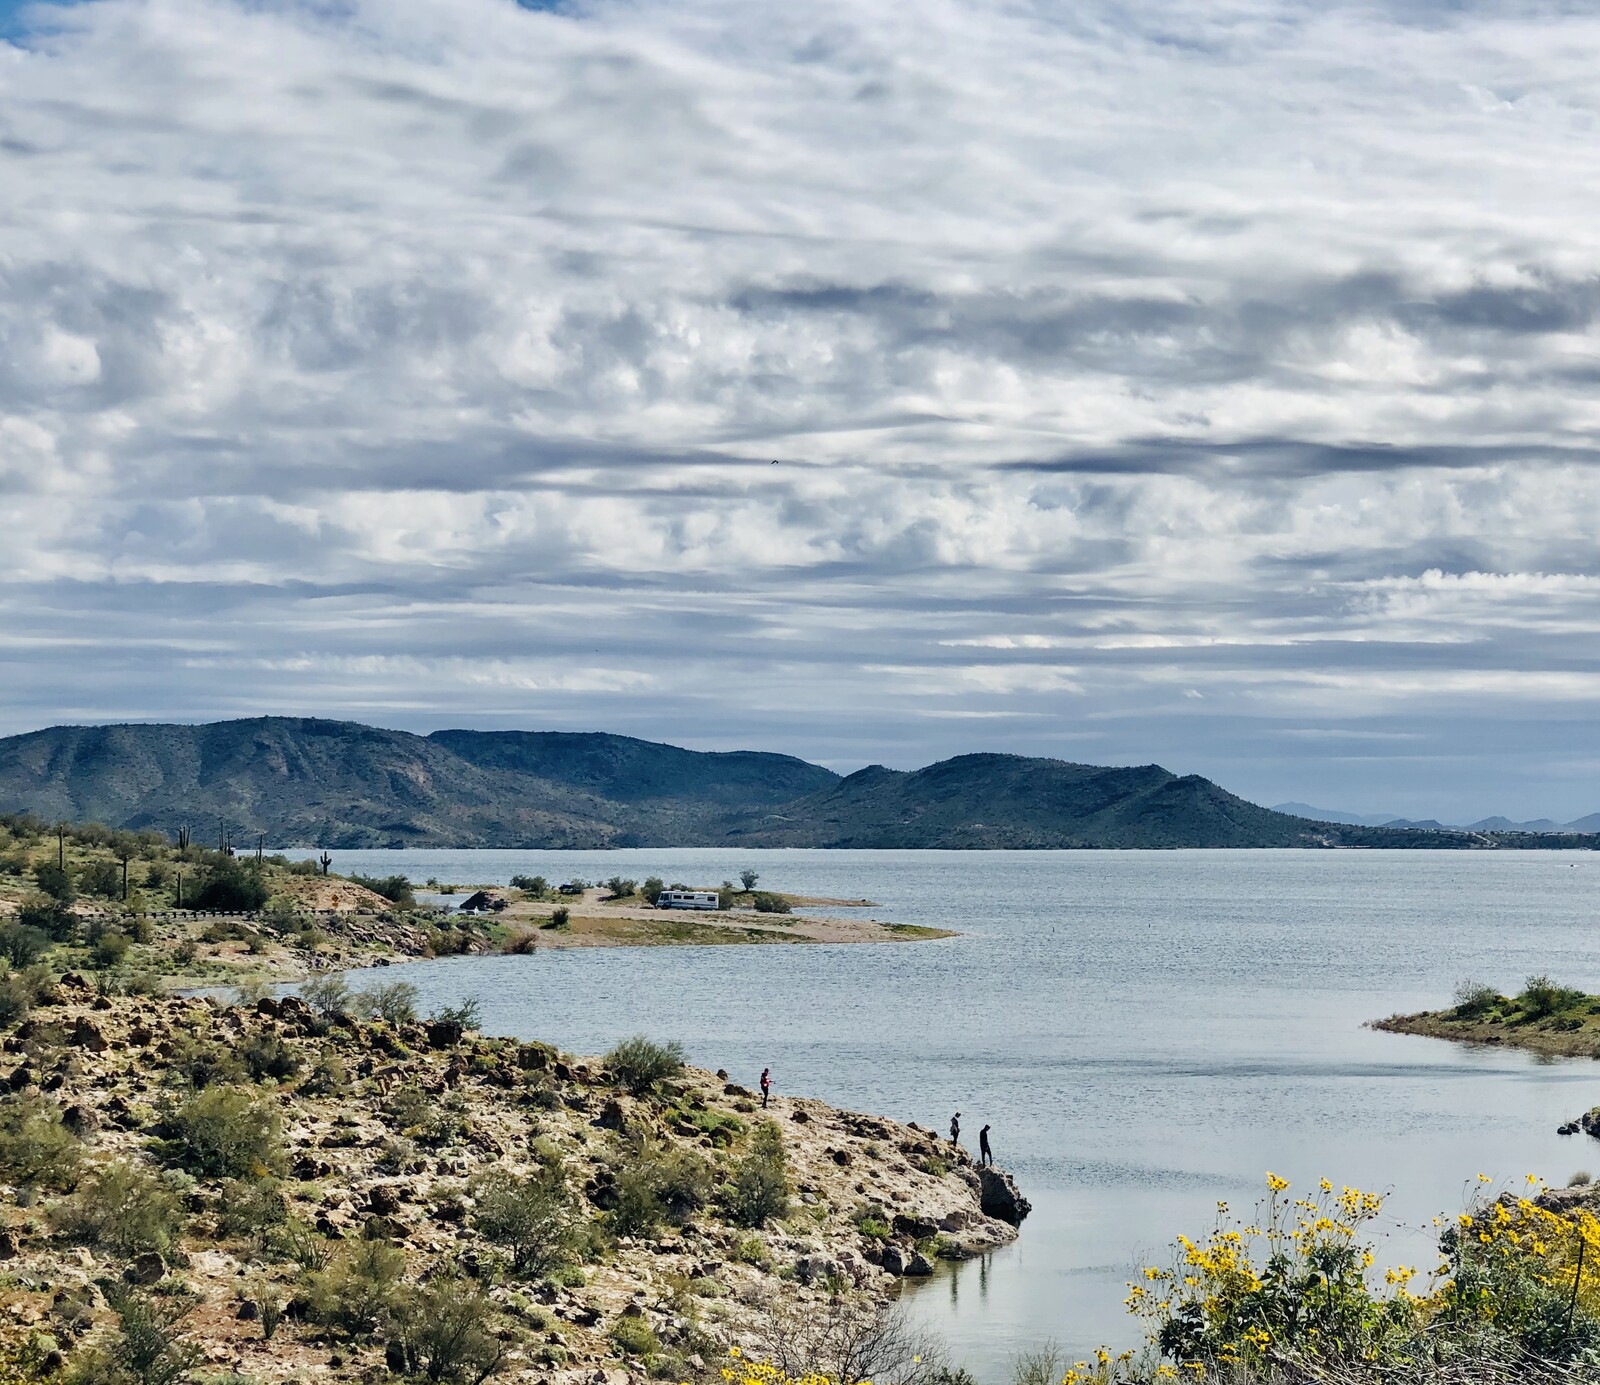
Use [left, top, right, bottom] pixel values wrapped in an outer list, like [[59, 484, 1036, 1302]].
[[215, 1175, 288, 1237], [605, 1036, 686, 1094], [356, 980, 419, 1026], [604, 877, 637, 899], [48, 1160, 185, 1256], [0, 1095, 81, 1190], [350, 873, 415, 908], [0, 923, 50, 968], [299, 973, 350, 1018], [80, 860, 123, 898], [724, 1122, 790, 1228], [510, 874, 548, 898], [167, 1036, 246, 1090], [18, 893, 75, 941], [74, 1285, 202, 1385], [33, 862, 73, 902], [1520, 974, 1583, 1019], [307, 1239, 406, 1335], [240, 1032, 301, 1083], [472, 1165, 580, 1275], [162, 1085, 284, 1178], [92, 930, 131, 969], [544, 907, 570, 929], [189, 859, 270, 912], [609, 1139, 712, 1236], [641, 877, 665, 906], [610, 1316, 660, 1357], [388, 1273, 506, 1383], [431, 998, 481, 1031], [750, 892, 792, 915]]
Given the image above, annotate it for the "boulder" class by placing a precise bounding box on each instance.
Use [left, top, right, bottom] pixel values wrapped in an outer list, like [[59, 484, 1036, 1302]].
[[905, 1251, 935, 1277], [124, 1252, 165, 1286], [70, 1019, 108, 1053], [425, 1020, 464, 1050], [61, 1105, 98, 1138], [978, 1167, 1032, 1226], [368, 1184, 403, 1217], [880, 1244, 907, 1276]]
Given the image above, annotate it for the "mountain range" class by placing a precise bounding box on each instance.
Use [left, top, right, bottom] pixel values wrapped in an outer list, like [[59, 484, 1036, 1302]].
[[0, 718, 1595, 851], [1272, 802, 1600, 833]]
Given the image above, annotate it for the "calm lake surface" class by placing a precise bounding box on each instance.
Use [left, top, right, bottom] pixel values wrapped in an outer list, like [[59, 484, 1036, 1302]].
[[285, 848, 1600, 1379]]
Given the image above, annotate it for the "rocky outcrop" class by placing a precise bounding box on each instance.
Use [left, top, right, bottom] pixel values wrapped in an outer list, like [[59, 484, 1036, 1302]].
[[979, 1166, 1032, 1226]]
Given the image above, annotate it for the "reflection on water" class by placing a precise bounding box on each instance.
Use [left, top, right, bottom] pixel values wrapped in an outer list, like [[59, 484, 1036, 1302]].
[[305, 847, 1600, 1380]]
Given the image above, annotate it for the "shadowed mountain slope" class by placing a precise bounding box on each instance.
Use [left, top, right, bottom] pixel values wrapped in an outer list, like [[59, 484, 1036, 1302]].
[[0, 720, 1594, 850]]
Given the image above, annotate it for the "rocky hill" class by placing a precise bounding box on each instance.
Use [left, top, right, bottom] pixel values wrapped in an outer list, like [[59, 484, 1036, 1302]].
[[0, 719, 1595, 850], [0, 982, 1022, 1384]]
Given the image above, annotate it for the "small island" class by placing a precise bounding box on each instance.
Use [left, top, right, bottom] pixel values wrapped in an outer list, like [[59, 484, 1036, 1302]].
[[1373, 976, 1600, 1059]]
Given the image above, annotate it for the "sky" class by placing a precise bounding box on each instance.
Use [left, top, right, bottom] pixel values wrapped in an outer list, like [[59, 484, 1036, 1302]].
[[4, 0, 1600, 821]]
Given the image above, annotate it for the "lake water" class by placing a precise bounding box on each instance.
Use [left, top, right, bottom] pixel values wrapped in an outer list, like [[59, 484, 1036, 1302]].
[[283, 847, 1600, 1380]]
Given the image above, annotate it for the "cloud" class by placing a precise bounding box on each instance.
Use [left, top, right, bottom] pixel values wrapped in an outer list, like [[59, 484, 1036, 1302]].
[[3, 0, 1600, 817]]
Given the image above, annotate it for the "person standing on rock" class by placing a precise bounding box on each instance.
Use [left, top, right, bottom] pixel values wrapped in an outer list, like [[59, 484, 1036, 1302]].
[[950, 1111, 961, 1147], [979, 1124, 993, 1167], [760, 1067, 772, 1108]]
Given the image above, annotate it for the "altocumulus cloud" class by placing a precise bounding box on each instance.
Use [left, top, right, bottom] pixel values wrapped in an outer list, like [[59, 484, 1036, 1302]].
[[4, 0, 1600, 818]]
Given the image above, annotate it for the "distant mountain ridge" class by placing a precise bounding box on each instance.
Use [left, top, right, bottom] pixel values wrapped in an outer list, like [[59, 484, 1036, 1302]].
[[1273, 802, 1600, 833], [0, 718, 1595, 850]]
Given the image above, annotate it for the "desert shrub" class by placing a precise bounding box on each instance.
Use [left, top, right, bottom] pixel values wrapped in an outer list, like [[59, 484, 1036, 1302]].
[[129, 915, 154, 944], [0, 972, 33, 1026], [388, 1273, 507, 1383], [252, 1278, 287, 1342], [300, 1048, 348, 1096], [143, 861, 170, 890], [299, 973, 351, 1018], [48, 1160, 185, 1256], [604, 876, 637, 899], [162, 1085, 284, 1178], [0, 1095, 81, 1190], [189, 860, 269, 912], [750, 892, 792, 915], [191, 857, 270, 914], [724, 1122, 790, 1228], [356, 980, 419, 1026], [510, 874, 548, 898], [610, 1316, 660, 1357], [544, 907, 570, 929], [171, 938, 198, 967], [472, 1165, 580, 1275], [307, 1239, 406, 1335], [71, 1284, 203, 1385], [350, 873, 415, 908], [0, 923, 50, 968], [263, 1215, 331, 1271], [640, 877, 665, 905], [92, 930, 131, 969], [432, 997, 481, 1030], [19, 893, 75, 942], [1520, 974, 1583, 1019], [33, 862, 73, 902], [605, 1036, 685, 1094], [609, 1139, 712, 1236], [216, 1175, 288, 1237], [167, 1036, 246, 1090], [80, 860, 123, 898]]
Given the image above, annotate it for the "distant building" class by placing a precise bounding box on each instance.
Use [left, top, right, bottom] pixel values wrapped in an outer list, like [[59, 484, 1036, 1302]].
[[655, 889, 719, 911]]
